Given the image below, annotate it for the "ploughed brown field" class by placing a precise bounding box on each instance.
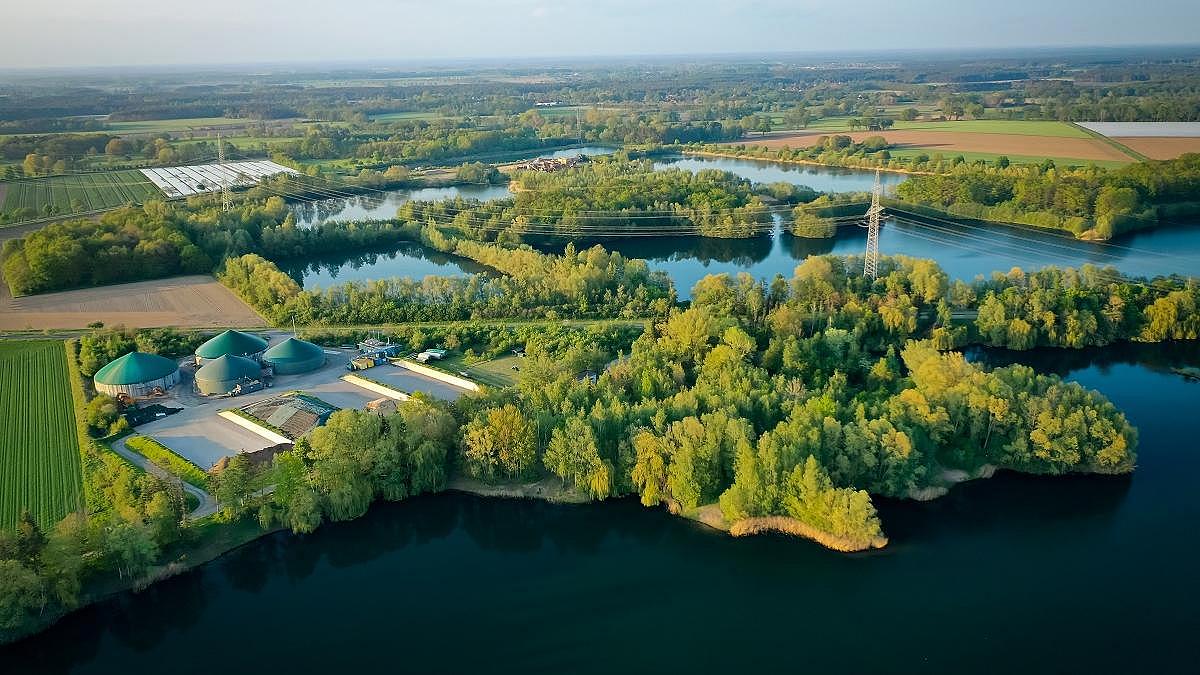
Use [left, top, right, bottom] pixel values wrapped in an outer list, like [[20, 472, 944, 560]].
[[727, 130, 1134, 162], [1113, 137, 1200, 160], [0, 275, 265, 330]]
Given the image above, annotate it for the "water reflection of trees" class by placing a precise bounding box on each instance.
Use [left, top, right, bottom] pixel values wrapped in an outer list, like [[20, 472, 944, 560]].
[[965, 341, 1200, 378], [276, 242, 489, 287], [534, 234, 778, 267], [878, 470, 1132, 548]]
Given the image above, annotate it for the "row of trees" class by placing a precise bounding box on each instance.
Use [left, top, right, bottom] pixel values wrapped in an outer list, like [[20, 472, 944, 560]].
[[894, 154, 1200, 239], [221, 229, 676, 325], [968, 267, 1200, 348]]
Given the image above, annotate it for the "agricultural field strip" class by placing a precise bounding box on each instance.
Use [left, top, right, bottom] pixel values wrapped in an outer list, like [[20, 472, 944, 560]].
[[0, 341, 83, 529], [1077, 122, 1200, 137], [798, 119, 1088, 137], [733, 128, 1132, 162], [1, 170, 162, 214], [105, 117, 249, 133], [139, 160, 298, 197], [1111, 137, 1200, 160]]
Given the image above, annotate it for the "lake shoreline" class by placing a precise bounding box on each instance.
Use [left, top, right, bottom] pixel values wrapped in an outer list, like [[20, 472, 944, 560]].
[[0, 448, 1151, 647], [682, 148, 940, 177]]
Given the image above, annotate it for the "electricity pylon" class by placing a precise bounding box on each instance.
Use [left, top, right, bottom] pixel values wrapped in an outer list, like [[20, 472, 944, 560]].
[[217, 133, 232, 212], [863, 169, 884, 280]]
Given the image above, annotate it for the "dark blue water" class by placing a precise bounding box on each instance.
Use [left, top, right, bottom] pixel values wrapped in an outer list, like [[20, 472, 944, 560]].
[[3, 342, 1198, 674]]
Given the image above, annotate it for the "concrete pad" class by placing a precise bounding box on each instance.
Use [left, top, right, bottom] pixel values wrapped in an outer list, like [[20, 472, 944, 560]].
[[367, 365, 467, 400], [141, 411, 271, 470]]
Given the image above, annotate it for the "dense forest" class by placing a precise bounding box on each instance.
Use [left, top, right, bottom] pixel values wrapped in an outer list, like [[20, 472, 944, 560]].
[[232, 255, 1141, 556], [495, 157, 773, 238]]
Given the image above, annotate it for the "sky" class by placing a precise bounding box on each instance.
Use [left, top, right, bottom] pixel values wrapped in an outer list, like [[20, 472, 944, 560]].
[[3, 0, 1198, 69]]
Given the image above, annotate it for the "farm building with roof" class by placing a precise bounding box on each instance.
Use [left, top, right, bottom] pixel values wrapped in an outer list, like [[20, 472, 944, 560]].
[[194, 354, 262, 395], [195, 330, 269, 365], [93, 352, 181, 397], [262, 337, 326, 375]]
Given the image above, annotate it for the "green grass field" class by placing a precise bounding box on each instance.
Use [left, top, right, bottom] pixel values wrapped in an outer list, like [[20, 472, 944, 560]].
[[439, 353, 520, 387], [0, 341, 84, 529], [370, 111, 447, 122], [884, 146, 1131, 169], [125, 435, 209, 490], [105, 116, 248, 133], [797, 118, 1086, 137], [888, 120, 1089, 137], [169, 135, 296, 152], [1, 170, 163, 220]]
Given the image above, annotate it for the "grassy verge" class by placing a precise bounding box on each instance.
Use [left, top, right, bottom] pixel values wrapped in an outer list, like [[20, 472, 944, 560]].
[[884, 146, 1132, 169], [438, 353, 520, 387], [125, 435, 210, 490], [1069, 122, 1149, 162], [785, 119, 1091, 137]]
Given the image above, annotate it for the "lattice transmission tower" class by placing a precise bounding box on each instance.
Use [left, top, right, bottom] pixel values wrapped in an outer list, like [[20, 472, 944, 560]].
[[217, 133, 232, 212], [862, 169, 884, 280]]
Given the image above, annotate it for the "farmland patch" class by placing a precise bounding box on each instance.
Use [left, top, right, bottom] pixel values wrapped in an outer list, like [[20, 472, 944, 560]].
[[0, 170, 163, 223], [0, 275, 266, 330], [728, 129, 1134, 163], [0, 340, 84, 528]]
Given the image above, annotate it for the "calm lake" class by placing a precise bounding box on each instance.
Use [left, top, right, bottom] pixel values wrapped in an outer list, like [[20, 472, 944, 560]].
[[288, 147, 615, 228], [278, 241, 490, 290], [653, 153, 909, 193], [4, 341, 1198, 674], [284, 156, 1200, 296]]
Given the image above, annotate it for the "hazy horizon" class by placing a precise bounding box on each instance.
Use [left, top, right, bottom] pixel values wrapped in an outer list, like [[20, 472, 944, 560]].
[[4, 0, 1199, 69]]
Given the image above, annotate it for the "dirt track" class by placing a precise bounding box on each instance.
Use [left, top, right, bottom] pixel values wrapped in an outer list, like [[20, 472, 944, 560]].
[[1113, 137, 1200, 160], [0, 275, 266, 330], [729, 130, 1133, 162]]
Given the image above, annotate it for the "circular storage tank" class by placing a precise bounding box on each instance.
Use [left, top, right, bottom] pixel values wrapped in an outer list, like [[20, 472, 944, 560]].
[[195, 330, 269, 365], [93, 352, 181, 397], [194, 354, 261, 395], [262, 337, 326, 375]]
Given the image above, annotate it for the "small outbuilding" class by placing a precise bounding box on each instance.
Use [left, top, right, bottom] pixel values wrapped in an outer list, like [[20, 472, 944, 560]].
[[194, 354, 262, 396], [93, 352, 181, 398], [195, 330, 269, 365], [262, 337, 326, 375]]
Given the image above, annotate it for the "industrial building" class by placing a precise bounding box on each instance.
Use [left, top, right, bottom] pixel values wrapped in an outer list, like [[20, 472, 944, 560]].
[[195, 330, 269, 365], [262, 337, 326, 375], [194, 354, 262, 395], [93, 352, 181, 397]]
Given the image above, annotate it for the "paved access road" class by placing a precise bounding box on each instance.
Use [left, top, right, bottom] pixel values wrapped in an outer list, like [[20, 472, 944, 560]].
[[109, 436, 218, 519]]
